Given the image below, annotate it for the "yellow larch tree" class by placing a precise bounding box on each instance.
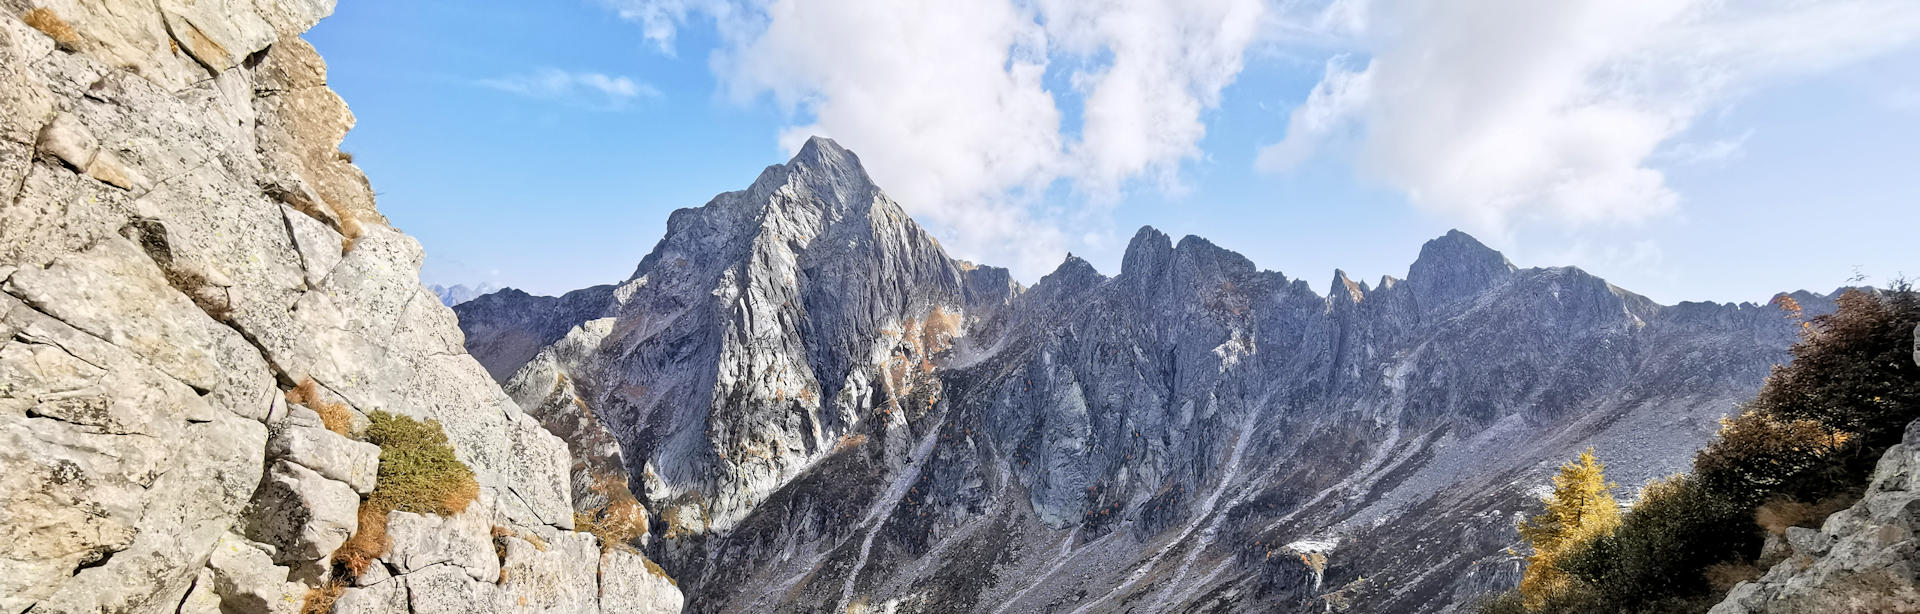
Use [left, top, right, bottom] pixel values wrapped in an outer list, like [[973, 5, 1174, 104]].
[[1515, 448, 1619, 608]]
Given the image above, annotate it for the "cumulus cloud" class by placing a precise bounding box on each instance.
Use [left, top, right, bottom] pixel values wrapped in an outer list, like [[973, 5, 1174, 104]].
[[477, 68, 662, 110], [1259, 0, 1920, 231], [1043, 0, 1266, 195], [599, 0, 1264, 279]]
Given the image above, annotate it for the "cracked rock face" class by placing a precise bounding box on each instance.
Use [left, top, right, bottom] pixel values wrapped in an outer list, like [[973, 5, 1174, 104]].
[[462, 141, 1829, 613], [0, 3, 680, 613]]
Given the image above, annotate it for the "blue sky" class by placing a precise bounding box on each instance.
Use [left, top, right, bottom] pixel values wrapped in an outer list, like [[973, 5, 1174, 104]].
[[307, 0, 1920, 305]]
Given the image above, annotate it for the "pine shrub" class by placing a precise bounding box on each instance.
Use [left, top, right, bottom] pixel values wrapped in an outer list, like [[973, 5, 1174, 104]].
[[364, 411, 479, 516]]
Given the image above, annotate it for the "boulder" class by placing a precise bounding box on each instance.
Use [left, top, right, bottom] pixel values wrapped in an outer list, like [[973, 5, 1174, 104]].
[[204, 532, 306, 614], [334, 581, 408, 614], [247, 460, 359, 565], [382, 492, 499, 582], [599, 548, 685, 614], [405, 563, 501, 614], [495, 532, 602, 613], [270, 417, 380, 494]]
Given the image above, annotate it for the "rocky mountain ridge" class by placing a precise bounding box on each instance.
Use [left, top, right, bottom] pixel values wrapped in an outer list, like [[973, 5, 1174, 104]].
[[459, 138, 1830, 613], [429, 283, 498, 307], [0, 3, 679, 613]]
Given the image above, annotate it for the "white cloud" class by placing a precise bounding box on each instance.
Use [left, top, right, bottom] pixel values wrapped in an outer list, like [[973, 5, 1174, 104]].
[[477, 68, 662, 110], [1042, 0, 1266, 196], [599, 0, 1264, 279], [1659, 131, 1752, 168], [597, 0, 745, 55], [1259, 0, 1920, 231], [1254, 54, 1369, 172]]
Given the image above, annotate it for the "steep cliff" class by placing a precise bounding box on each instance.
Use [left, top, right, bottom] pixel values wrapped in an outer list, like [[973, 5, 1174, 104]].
[[460, 142, 1823, 612], [0, 2, 677, 613]]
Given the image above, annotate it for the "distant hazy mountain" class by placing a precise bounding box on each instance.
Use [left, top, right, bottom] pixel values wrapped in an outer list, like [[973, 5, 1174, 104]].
[[428, 282, 498, 306], [458, 137, 1825, 613]]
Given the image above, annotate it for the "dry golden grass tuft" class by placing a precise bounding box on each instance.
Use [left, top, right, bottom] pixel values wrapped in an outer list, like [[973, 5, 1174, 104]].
[[642, 555, 678, 587], [575, 492, 649, 552], [332, 503, 390, 579], [1754, 494, 1856, 536], [334, 209, 364, 252], [299, 581, 344, 614], [23, 8, 81, 51], [832, 433, 868, 454], [1705, 561, 1764, 593], [286, 378, 355, 436]]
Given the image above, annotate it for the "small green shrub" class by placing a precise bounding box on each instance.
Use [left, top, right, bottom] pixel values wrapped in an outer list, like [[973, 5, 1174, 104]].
[[1557, 475, 1757, 611], [364, 410, 479, 516]]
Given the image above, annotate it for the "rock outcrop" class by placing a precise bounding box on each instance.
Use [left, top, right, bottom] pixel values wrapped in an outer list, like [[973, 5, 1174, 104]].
[[459, 140, 1827, 612], [1709, 327, 1920, 614], [0, 3, 679, 613]]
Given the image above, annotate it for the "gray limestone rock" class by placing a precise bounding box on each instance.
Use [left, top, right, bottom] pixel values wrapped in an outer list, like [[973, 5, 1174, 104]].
[[494, 531, 603, 613], [270, 419, 381, 494], [0, 3, 680, 612], [601, 548, 686, 614], [203, 532, 306, 614], [404, 563, 500, 614], [382, 492, 500, 583], [1709, 421, 1920, 614], [334, 580, 408, 614], [247, 460, 359, 565]]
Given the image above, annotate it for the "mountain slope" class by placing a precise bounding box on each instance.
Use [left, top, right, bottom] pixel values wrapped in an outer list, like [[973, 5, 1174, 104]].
[[459, 142, 1820, 613]]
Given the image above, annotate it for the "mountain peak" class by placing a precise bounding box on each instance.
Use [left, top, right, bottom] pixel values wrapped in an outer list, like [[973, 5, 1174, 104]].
[[1121, 226, 1174, 279], [737, 135, 879, 214], [1407, 229, 1515, 310], [789, 135, 862, 172], [1331, 269, 1367, 304]]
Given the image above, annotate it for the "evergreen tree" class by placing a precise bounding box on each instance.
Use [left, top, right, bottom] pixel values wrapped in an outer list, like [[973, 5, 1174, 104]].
[[1516, 448, 1619, 608]]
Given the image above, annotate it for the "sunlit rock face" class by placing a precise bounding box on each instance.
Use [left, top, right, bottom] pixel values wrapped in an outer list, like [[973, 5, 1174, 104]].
[[0, 4, 679, 612], [463, 140, 1823, 613]]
